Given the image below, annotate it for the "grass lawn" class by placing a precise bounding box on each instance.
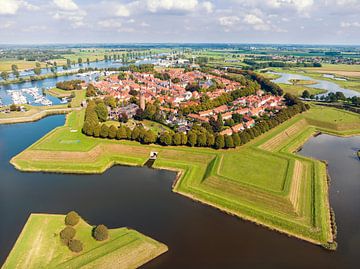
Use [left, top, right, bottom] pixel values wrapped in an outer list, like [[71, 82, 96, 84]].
[[218, 149, 289, 192], [2, 214, 167, 269], [46, 88, 72, 98], [0, 60, 46, 72], [104, 119, 173, 135], [278, 83, 326, 97], [10, 105, 360, 247]]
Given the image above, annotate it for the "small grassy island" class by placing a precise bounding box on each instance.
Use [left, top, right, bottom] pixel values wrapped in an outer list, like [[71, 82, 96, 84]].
[[2, 213, 168, 269], [10, 104, 360, 249]]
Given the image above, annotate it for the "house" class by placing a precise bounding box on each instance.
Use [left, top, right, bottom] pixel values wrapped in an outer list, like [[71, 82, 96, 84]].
[[232, 123, 245, 133], [220, 128, 233, 136]]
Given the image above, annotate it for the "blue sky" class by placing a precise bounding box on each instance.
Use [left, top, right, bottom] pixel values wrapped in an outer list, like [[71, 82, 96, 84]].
[[0, 0, 360, 44]]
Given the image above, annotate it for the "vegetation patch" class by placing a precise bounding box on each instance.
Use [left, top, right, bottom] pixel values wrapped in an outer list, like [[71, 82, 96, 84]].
[[2, 214, 168, 269], [10, 105, 360, 247]]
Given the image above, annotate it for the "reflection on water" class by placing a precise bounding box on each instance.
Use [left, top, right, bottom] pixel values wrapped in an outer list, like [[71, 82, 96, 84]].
[[0, 118, 359, 268]]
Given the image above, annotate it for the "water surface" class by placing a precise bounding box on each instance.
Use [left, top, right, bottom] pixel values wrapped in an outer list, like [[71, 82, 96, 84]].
[[0, 118, 359, 269], [271, 72, 360, 98]]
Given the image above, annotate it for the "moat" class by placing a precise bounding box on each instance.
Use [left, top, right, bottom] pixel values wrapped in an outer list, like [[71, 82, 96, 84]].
[[0, 115, 359, 269]]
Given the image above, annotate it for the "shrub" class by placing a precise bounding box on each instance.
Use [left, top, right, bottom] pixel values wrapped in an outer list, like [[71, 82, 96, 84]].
[[68, 239, 83, 253], [65, 211, 80, 226], [93, 224, 109, 241], [60, 226, 76, 245]]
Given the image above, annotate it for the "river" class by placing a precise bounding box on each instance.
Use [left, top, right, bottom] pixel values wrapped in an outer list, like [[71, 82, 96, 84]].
[[271, 72, 360, 98], [0, 117, 359, 268]]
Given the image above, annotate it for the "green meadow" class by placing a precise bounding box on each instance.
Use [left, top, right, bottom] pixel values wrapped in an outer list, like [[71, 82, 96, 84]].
[[10, 105, 360, 247], [2, 214, 167, 269]]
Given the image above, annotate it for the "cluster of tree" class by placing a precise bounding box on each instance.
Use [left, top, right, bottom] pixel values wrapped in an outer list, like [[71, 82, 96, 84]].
[[180, 85, 258, 115], [154, 71, 171, 81], [227, 68, 283, 96], [243, 59, 322, 69], [86, 83, 97, 97], [56, 79, 83, 91], [9, 104, 21, 111], [83, 95, 308, 150], [133, 103, 165, 123], [60, 211, 83, 253], [306, 91, 360, 107]]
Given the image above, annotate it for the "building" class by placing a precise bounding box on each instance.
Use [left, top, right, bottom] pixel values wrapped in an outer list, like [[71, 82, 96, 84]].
[[139, 91, 146, 110]]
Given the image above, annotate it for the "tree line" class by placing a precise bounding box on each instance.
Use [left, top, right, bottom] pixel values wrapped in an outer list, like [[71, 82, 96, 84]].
[[82, 94, 309, 149], [56, 79, 83, 91]]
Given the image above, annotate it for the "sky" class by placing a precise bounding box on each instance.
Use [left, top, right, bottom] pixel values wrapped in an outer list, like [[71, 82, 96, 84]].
[[0, 0, 360, 45]]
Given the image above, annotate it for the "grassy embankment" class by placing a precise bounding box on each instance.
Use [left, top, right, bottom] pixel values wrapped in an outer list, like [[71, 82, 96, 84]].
[[2, 214, 167, 269], [10, 105, 360, 247], [0, 90, 85, 124]]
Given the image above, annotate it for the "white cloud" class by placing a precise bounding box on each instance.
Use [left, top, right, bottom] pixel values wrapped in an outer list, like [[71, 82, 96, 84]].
[[0, 0, 21, 15], [218, 16, 240, 26], [243, 14, 270, 31], [53, 0, 79, 11], [147, 0, 199, 12], [98, 19, 122, 28], [0, 0, 38, 15], [341, 21, 360, 28], [0, 21, 14, 28], [115, 4, 131, 17], [202, 1, 214, 13]]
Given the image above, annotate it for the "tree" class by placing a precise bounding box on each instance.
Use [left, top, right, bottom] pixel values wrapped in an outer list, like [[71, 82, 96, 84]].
[[197, 133, 207, 147], [60, 226, 76, 245], [224, 135, 235, 148], [93, 124, 101, 137], [68, 239, 83, 253], [206, 133, 215, 147], [172, 132, 182, 145], [93, 224, 109, 241], [104, 96, 116, 108], [1, 71, 9, 80], [187, 132, 197, 147], [108, 125, 117, 139], [10, 104, 18, 111], [33, 67, 41, 76], [86, 84, 97, 97], [131, 126, 141, 140], [302, 90, 310, 99], [143, 130, 156, 144], [159, 132, 172, 146], [65, 211, 80, 226], [119, 112, 128, 123], [100, 124, 109, 138], [116, 126, 127, 139], [232, 133, 241, 147], [95, 103, 108, 122], [214, 134, 225, 149]]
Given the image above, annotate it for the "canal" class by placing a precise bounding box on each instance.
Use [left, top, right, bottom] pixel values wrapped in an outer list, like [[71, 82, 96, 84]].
[[0, 116, 359, 268]]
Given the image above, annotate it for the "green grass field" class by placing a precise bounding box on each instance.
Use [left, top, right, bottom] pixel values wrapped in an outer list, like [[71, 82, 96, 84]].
[[10, 105, 360, 247], [2, 214, 167, 269], [278, 83, 327, 97]]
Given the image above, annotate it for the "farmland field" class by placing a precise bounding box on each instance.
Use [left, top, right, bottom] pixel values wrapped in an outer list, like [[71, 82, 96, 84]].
[[10, 105, 360, 247], [2, 214, 167, 269]]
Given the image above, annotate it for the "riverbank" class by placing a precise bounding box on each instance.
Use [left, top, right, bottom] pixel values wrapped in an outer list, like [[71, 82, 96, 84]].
[[268, 67, 360, 94], [10, 105, 360, 247], [2, 213, 168, 269]]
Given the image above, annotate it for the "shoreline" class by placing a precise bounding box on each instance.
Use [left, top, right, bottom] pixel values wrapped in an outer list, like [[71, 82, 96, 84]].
[[0, 107, 79, 125], [8, 106, 360, 249]]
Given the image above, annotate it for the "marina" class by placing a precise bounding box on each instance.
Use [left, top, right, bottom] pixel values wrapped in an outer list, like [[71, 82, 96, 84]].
[[7, 88, 53, 106]]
